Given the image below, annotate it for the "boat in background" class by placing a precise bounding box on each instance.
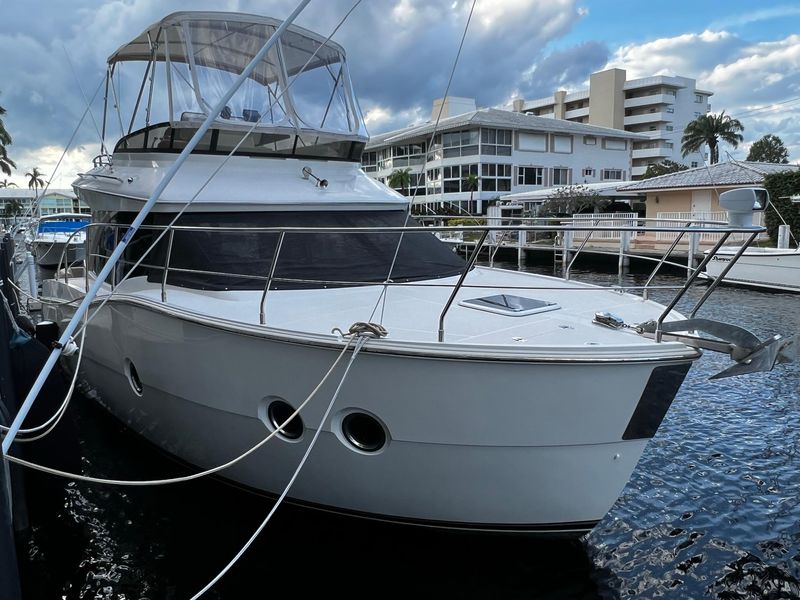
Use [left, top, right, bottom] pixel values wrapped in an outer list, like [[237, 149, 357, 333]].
[[31, 213, 90, 268], [703, 246, 800, 292]]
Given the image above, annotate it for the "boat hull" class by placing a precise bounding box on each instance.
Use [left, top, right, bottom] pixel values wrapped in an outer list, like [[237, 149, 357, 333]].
[[32, 240, 84, 268], [45, 291, 692, 532], [703, 248, 800, 292]]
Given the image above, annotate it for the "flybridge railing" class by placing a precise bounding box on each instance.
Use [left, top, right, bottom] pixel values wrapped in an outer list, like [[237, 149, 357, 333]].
[[60, 219, 762, 343]]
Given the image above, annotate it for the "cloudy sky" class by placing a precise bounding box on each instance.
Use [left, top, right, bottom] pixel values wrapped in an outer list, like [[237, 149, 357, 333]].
[[0, 0, 798, 187]]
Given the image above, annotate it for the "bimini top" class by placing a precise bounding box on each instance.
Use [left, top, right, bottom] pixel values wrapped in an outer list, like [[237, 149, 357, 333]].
[[107, 11, 346, 78], [102, 11, 367, 152]]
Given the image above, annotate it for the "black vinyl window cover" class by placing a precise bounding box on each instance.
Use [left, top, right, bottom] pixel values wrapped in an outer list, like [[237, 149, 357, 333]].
[[101, 210, 466, 291]]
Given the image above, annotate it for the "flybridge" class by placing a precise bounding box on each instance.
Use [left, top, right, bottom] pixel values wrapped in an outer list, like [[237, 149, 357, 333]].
[[102, 11, 367, 151]]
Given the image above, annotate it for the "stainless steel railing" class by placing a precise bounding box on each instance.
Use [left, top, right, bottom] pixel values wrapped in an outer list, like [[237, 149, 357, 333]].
[[57, 219, 765, 342]]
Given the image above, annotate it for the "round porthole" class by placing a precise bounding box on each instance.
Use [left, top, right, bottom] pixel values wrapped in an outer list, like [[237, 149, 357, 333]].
[[124, 359, 143, 396], [267, 400, 304, 440], [342, 412, 387, 453]]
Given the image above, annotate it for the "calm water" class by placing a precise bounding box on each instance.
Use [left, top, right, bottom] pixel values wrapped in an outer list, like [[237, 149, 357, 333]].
[[18, 254, 800, 599]]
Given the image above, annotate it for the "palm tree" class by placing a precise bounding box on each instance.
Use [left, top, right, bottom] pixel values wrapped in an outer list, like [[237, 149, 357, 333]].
[[0, 178, 17, 188], [387, 168, 412, 196], [26, 167, 46, 200], [3, 198, 23, 225], [0, 102, 14, 176], [681, 111, 744, 164], [462, 173, 479, 213]]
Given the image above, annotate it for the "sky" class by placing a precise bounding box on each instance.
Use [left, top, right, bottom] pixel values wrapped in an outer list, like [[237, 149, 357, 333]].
[[0, 0, 798, 187]]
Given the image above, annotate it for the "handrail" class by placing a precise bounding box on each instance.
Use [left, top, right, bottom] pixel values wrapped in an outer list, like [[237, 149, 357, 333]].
[[438, 230, 489, 342], [76, 172, 124, 183], [259, 231, 285, 325], [161, 228, 175, 302], [654, 232, 733, 342], [67, 219, 764, 344], [564, 215, 600, 280], [641, 221, 690, 301]]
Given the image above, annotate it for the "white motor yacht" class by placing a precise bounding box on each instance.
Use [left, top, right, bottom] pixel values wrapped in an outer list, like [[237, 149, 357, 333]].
[[31, 212, 90, 268], [40, 12, 794, 533]]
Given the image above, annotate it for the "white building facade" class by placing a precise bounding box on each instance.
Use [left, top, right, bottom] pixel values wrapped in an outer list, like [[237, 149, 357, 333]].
[[516, 69, 713, 179], [364, 99, 644, 214]]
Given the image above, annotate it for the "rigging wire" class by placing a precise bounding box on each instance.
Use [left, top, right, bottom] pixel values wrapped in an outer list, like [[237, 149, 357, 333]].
[[189, 334, 369, 599], [71, 0, 365, 340], [3, 334, 355, 485], [370, 0, 479, 324]]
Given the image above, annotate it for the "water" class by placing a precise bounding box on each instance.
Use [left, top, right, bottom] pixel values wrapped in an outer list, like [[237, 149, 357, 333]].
[[17, 254, 800, 599]]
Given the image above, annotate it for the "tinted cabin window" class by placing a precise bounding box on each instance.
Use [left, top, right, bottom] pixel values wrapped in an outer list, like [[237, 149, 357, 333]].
[[96, 211, 465, 290]]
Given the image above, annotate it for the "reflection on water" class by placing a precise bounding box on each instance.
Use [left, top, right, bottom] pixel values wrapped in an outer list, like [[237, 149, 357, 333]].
[[19, 253, 800, 599]]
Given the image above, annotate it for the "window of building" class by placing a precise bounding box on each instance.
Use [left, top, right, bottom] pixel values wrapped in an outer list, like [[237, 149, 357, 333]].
[[552, 135, 572, 153], [583, 136, 596, 145], [481, 128, 512, 156], [481, 163, 512, 191], [666, 125, 674, 131], [517, 166, 544, 186], [601, 169, 623, 181], [552, 167, 570, 186], [694, 112, 703, 118], [361, 150, 377, 172], [440, 163, 479, 193], [582, 168, 595, 177], [665, 106, 674, 113], [440, 130, 479, 158], [695, 94, 704, 103], [691, 161, 698, 168], [518, 132, 546, 152], [603, 138, 626, 151], [426, 168, 441, 194]]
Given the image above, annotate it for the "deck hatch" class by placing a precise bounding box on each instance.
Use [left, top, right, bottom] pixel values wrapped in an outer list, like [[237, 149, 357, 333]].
[[458, 294, 560, 317]]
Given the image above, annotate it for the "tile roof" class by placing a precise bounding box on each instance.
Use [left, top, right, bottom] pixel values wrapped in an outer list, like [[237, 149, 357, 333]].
[[619, 161, 800, 191], [365, 108, 646, 148]]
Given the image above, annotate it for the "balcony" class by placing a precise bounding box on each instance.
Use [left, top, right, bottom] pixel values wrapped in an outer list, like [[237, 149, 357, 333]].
[[564, 106, 589, 119], [624, 94, 675, 109], [624, 112, 672, 126], [632, 147, 672, 159]]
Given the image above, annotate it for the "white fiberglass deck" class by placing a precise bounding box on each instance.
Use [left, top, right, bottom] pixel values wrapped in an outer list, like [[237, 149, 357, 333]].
[[69, 266, 695, 361]]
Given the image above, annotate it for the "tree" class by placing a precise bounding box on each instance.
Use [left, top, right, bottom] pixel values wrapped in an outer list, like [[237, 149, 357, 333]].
[[747, 134, 789, 163], [0, 178, 17, 188], [387, 168, 412, 196], [462, 172, 479, 213], [26, 167, 46, 199], [539, 184, 608, 217], [0, 101, 15, 176], [681, 111, 744, 164], [2, 198, 22, 223], [763, 170, 800, 244], [642, 159, 689, 179]]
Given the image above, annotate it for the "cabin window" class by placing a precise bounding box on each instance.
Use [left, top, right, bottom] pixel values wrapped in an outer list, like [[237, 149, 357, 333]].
[[91, 211, 466, 291]]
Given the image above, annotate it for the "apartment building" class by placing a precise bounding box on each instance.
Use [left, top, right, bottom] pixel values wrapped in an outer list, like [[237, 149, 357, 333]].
[[515, 68, 713, 179], [364, 97, 645, 214]]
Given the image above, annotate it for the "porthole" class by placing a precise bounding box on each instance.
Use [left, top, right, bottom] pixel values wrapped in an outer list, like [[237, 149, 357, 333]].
[[124, 359, 143, 396], [342, 412, 387, 453], [267, 399, 304, 441]]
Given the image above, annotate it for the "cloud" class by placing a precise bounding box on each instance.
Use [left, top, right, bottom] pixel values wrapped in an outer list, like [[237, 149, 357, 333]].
[[603, 30, 800, 163], [710, 5, 800, 30], [0, 0, 591, 175]]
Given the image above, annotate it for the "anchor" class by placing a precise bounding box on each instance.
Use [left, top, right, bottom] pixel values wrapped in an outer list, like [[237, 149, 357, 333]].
[[636, 318, 798, 380]]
